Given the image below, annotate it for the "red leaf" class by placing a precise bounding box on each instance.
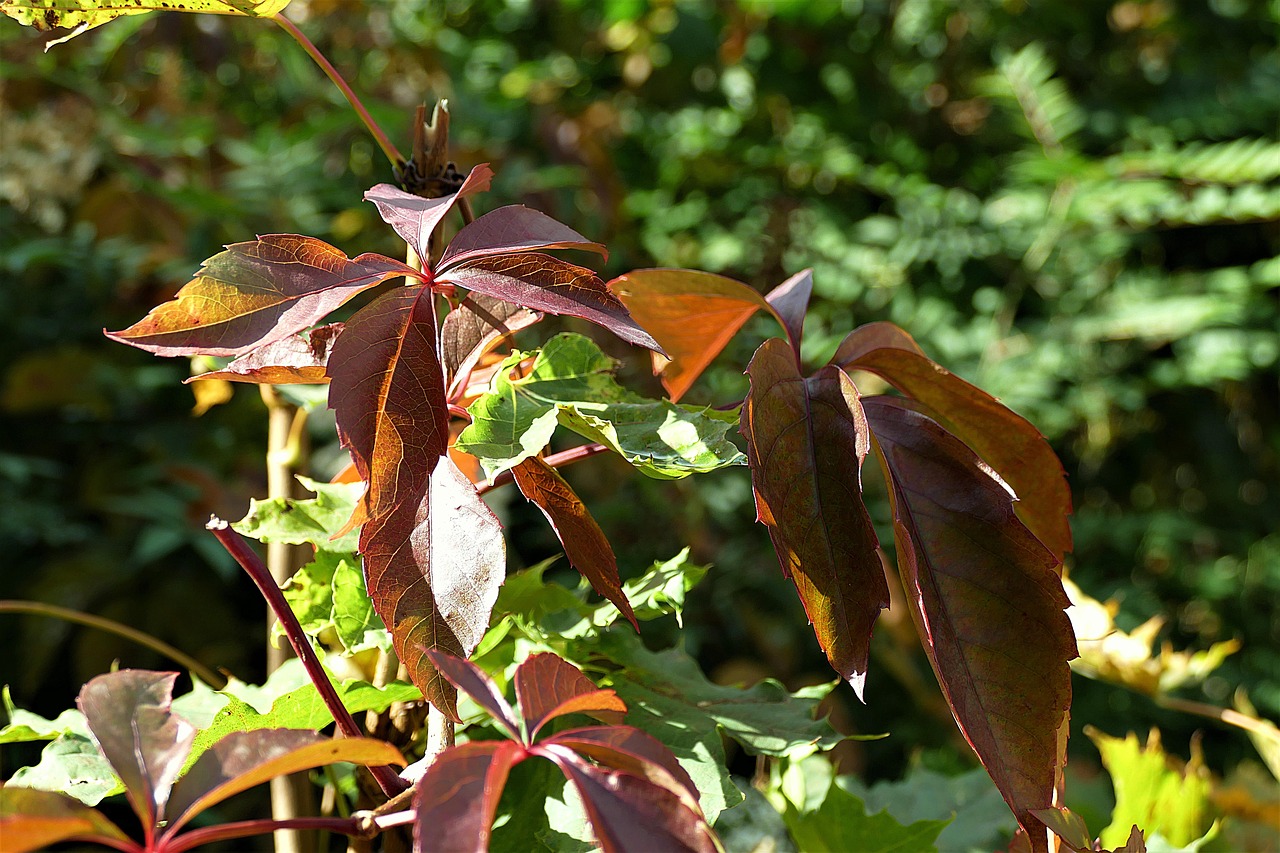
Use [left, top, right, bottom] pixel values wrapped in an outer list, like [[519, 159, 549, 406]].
[[327, 285, 448, 521], [439, 205, 608, 270], [0, 788, 130, 853], [864, 396, 1076, 852], [764, 269, 813, 359], [441, 294, 541, 401], [361, 458, 506, 721], [514, 653, 627, 740], [832, 322, 1072, 560], [740, 338, 888, 701], [76, 670, 195, 828], [537, 745, 718, 853], [608, 268, 770, 401], [105, 236, 419, 357], [414, 740, 526, 853], [510, 457, 638, 632], [546, 726, 700, 811], [425, 648, 522, 740], [188, 323, 343, 385], [364, 164, 494, 264], [441, 253, 663, 353]]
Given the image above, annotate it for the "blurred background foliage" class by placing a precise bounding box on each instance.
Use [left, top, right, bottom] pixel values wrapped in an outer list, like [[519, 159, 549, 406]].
[[1, 0, 1277, 835]]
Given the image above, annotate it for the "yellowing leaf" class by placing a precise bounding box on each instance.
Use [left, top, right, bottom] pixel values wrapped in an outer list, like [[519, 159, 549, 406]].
[[1, 0, 291, 47]]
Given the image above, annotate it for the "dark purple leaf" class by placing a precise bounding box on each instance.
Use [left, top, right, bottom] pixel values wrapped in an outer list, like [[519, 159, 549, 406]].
[[441, 294, 541, 400], [426, 648, 523, 740], [188, 323, 343, 385], [413, 740, 526, 853], [513, 653, 626, 740], [546, 726, 700, 809], [763, 269, 813, 360], [439, 205, 608, 270], [364, 164, 494, 264]]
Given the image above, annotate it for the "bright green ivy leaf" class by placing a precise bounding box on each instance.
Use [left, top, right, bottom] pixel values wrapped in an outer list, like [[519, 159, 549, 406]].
[[233, 476, 364, 552], [782, 781, 950, 853], [0, 0, 292, 48], [281, 550, 343, 639], [6, 733, 124, 806], [454, 333, 746, 480]]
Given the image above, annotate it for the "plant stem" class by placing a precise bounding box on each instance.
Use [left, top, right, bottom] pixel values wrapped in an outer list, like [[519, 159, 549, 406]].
[[1154, 693, 1279, 740], [167, 816, 371, 853], [206, 517, 407, 799], [0, 600, 224, 689], [271, 13, 404, 168], [478, 442, 611, 495]]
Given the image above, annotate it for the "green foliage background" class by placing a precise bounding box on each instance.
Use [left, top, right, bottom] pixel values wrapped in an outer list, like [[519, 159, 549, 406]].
[[1, 0, 1276, 824]]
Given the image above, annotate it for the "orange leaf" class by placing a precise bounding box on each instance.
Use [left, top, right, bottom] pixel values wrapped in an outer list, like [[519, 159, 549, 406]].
[[188, 323, 343, 385]]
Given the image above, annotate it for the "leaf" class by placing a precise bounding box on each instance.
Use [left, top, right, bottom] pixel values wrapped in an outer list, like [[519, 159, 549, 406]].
[[740, 337, 888, 701], [76, 669, 196, 827], [1, 687, 90, 743], [546, 726, 700, 812], [440, 205, 608, 270], [327, 285, 449, 521], [0, 787, 129, 853], [105, 236, 417, 358], [331, 557, 386, 652], [442, 253, 663, 353], [233, 475, 365, 553], [279, 550, 343, 639], [589, 548, 707, 628], [454, 333, 745, 481], [764, 269, 813, 360], [781, 781, 950, 853], [864, 396, 1076, 851], [5, 733, 124, 806], [0, 0, 290, 46], [442, 293, 541, 399], [414, 740, 526, 853], [514, 653, 627, 739], [188, 323, 343, 385], [831, 322, 1072, 560], [362, 457, 505, 721], [607, 268, 770, 401], [364, 164, 494, 263], [1029, 806, 1093, 851], [428, 648, 523, 740], [166, 729, 404, 835], [537, 745, 718, 853], [511, 457, 638, 631]]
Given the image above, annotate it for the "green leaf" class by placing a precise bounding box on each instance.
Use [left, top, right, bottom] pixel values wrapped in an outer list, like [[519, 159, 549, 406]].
[[454, 333, 746, 480], [6, 734, 124, 806], [1, 0, 291, 47], [1, 687, 90, 743], [590, 548, 707, 628], [782, 781, 950, 853], [281, 550, 343, 639], [233, 476, 364, 553], [331, 556, 387, 652]]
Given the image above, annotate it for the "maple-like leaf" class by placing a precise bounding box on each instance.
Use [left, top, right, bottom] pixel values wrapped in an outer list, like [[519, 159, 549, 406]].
[[439, 205, 608, 269], [106, 236, 418, 358], [364, 164, 494, 264], [832, 322, 1072, 560], [740, 337, 888, 701], [864, 396, 1076, 852], [189, 323, 343, 385], [441, 293, 541, 400]]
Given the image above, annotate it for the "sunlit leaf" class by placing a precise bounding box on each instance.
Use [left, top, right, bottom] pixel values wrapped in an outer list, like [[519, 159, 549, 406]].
[[440, 205, 608, 269], [105, 236, 417, 358], [427, 648, 522, 740], [189, 323, 343, 385], [4, 733, 123, 805], [415, 740, 526, 853], [0, 0, 290, 47], [832, 322, 1072, 560], [546, 726, 700, 812], [740, 337, 887, 701], [865, 396, 1076, 852], [0, 688, 89, 743], [441, 293, 541, 399], [0, 788, 129, 853], [511, 457, 638, 631], [515, 653, 626, 739], [442, 253, 663, 353], [763, 269, 813, 360], [233, 475, 364, 553], [364, 164, 494, 264]]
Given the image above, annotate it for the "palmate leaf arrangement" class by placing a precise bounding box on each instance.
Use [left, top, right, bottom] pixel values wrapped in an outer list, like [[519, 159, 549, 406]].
[[0, 2, 1137, 852]]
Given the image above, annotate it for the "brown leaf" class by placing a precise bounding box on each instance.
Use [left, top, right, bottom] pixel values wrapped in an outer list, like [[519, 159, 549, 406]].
[[189, 323, 344, 385], [740, 338, 888, 701], [511, 456, 638, 631], [441, 294, 540, 400], [414, 741, 525, 853], [865, 396, 1076, 852], [514, 653, 627, 739], [609, 268, 770, 401], [106, 236, 418, 357], [763, 269, 813, 359], [832, 322, 1072, 560]]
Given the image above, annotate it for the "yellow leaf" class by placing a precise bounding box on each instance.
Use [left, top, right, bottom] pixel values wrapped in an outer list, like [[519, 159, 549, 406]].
[[1, 0, 291, 47], [190, 378, 234, 416]]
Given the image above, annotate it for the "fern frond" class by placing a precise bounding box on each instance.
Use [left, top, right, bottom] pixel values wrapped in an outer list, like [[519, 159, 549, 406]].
[[981, 43, 1085, 153], [1116, 138, 1280, 184]]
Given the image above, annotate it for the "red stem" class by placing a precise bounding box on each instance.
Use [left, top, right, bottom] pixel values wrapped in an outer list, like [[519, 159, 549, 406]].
[[478, 443, 610, 495], [165, 816, 368, 853], [206, 518, 407, 799]]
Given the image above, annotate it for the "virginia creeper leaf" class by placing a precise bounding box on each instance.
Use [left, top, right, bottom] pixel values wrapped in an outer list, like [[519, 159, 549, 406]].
[[832, 322, 1072, 560], [546, 726, 700, 811], [188, 323, 343, 385], [514, 653, 626, 740], [0, 0, 290, 47], [511, 457, 638, 631], [166, 729, 404, 835], [106, 236, 418, 357], [441, 253, 663, 353], [327, 285, 449, 521], [364, 164, 494, 264], [454, 333, 744, 480], [76, 669, 195, 827], [426, 648, 522, 740], [440, 205, 608, 270], [764, 269, 814, 361], [864, 396, 1075, 852], [608, 268, 770, 401], [441, 293, 541, 400], [414, 740, 526, 853], [362, 457, 505, 720], [740, 337, 888, 701], [0, 788, 129, 853]]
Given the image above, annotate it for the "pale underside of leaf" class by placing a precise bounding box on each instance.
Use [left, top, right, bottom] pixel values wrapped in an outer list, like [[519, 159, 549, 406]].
[[439, 204, 608, 270], [441, 293, 541, 400], [189, 322, 343, 385]]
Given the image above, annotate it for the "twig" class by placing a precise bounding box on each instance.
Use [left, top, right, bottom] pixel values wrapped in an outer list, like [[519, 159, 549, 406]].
[[478, 443, 611, 495]]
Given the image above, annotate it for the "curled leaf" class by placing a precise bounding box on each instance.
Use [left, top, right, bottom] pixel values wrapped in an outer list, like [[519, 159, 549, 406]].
[[189, 323, 343, 385]]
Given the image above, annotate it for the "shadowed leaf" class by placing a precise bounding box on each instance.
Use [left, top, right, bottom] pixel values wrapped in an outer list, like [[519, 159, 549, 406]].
[[514, 653, 627, 740], [440, 205, 608, 269], [1, 0, 290, 46], [0, 788, 129, 853], [364, 164, 494, 263], [189, 323, 343, 385], [764, 269, 813, 360], [781, 781, 950, 853], [441, 293, 541, 400], [740, 337, 887, 701], [442, 253, 663, 353], [546, 726, 700, 810], [511, 458, 638, 632], [864, 396, 1075, 852], [76, 670, 195, 827], [415, 740, 526, 853], [105, 236, 417, 357], [426, 648, 522, 740], [832, 322, 1072, 560], [4, 733, 123, 805], [608, 268, 770, 401]]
